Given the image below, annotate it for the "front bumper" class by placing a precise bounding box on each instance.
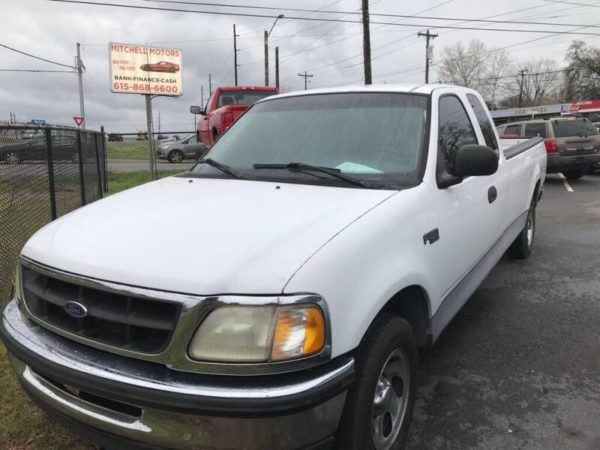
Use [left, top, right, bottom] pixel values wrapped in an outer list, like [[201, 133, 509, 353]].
[[1, 300, 353, 449]]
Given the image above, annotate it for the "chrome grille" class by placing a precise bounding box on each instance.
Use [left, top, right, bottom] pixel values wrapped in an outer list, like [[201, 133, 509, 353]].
[[22, 266, 181, 354]]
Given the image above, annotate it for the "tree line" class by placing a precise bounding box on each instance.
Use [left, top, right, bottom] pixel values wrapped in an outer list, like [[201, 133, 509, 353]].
[[437, 40, 600, 109]]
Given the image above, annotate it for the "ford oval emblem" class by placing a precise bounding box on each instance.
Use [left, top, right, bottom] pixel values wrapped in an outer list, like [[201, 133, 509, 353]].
[[64, 301, 88, 319]]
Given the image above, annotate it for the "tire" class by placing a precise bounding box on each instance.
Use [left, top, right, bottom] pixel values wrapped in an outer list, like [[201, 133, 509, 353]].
[[168, 150, 184, 163], [508, 201, 535, 259], [563, 169, 585, 180], [72, 152, 80, 164], [4, 151, 22, 164], [337, 314, 418, 450]]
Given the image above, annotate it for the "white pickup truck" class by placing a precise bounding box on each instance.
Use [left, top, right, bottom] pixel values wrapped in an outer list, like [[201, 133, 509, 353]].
[[2, 85, 546, 450]]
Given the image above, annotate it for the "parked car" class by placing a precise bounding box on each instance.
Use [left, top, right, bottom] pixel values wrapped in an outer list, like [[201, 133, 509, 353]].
[[191, 85, 278, 147], [156, 134, 206, 163], [1, 85, 546, 450], [0, 134, 79, 164], [140, 61, 180, 73], [107, 133, 123, 142], [496, 117, 600, 179]]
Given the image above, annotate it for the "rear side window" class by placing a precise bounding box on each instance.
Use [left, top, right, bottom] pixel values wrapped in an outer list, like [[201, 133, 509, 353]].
[[466, 94, 498, 150], [438, 96, 478, 174], [505, 124, 521, 135], [552, 119, 599, 137], [524, 123, 547, 138]]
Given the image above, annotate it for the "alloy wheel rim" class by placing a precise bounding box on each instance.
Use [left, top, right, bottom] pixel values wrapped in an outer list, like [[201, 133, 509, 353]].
[[6, 152, 18, 164], [372, 348, 411, 450]]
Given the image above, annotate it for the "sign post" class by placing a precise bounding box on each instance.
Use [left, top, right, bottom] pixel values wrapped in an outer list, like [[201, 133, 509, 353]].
[[108, 42, 183, 180]]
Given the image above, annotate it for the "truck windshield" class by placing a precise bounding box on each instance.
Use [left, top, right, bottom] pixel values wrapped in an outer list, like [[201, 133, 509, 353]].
[[218, 90, 276, 107], [552, 119, 599, 137], [194, 93, 428, 189]]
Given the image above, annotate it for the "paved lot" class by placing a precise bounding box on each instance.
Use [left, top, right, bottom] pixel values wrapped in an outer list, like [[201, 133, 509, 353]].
[[107, 159, 194, 173], [407, 174, 600, 449]]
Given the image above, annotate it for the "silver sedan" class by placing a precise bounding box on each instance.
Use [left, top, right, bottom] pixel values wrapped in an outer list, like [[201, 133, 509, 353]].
[[157, 135, 207, 163]]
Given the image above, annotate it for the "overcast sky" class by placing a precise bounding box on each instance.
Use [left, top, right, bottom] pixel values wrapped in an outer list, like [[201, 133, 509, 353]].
[[2, 0, 600, 133]]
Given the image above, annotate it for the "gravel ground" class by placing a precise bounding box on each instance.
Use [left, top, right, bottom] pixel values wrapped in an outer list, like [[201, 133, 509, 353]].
[[407, 174, 600, 450]]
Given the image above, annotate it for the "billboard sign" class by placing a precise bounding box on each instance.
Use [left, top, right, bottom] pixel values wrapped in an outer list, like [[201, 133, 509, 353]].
[[109, 43, 182, 96]]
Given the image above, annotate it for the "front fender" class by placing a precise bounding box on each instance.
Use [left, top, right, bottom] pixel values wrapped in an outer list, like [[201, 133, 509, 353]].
[[284, 184, 440, 357]]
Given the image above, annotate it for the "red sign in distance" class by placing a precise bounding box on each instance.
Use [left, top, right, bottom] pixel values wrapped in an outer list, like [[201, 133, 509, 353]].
[[74, 116, 84, 127]]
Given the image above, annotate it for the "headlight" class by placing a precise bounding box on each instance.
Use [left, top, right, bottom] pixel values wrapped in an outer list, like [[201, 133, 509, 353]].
[[13, 264, 24, 303], [188, 304, 326, 363]]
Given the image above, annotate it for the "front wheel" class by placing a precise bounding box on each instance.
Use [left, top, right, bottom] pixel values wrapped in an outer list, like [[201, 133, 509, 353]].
[[168, 150, 184, 163], [508, 201, 535, 259], [337, 314, 418, 450]]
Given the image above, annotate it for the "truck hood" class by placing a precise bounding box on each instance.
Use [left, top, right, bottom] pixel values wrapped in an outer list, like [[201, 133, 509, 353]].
[[22, 176, 396, 295]]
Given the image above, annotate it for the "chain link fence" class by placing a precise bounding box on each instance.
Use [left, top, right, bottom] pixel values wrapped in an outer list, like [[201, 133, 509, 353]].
[[0, 125, 106, 305]]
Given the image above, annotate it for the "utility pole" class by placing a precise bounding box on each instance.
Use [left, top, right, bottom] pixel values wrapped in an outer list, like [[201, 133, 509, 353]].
[[518, 69, 527, 107], [158, 111, 161, 137], [264, 30, 269, 86], [264, 14, 284, 87], [275, 47, 280, 90], [361, 0, 372, 85], [201, 85, 204, 107], [233, 24, 239, 86], [209, 74, 212, 95], [298, 71, 314, 90], [76, 42, 86, 129], [418, 30, 438, 84]]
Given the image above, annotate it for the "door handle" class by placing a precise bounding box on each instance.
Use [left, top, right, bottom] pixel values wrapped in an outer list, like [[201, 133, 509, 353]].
[[488, 186, 497, 204]]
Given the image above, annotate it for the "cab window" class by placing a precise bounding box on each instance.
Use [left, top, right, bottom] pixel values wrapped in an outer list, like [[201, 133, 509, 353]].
[[466, 94, 498, 150], [438, 95, 478, 175]]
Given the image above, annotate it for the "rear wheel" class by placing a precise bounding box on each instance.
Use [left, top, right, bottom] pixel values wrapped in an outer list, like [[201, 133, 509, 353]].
[[508, 201, 535, 259], [168, 150, 184, 163], [563, 169, 585, 180], [337, 314, 418, 450]]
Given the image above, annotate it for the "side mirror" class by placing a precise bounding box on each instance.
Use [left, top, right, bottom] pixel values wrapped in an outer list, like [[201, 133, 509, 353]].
[[451, 144, 498, 177], [190, 105, 205, 115]]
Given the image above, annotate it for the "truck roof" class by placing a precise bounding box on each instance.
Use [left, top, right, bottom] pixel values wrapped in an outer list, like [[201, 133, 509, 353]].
[[261, 84, 462, 102], [216, 85, 279, 92]]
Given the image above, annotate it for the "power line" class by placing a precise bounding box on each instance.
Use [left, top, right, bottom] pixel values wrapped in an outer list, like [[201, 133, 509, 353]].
[[47, 1, 600, 36], [0, 69, 74, 73], [0, 43, 76, 69], [298, 0, 453, 75], [146, 0, 600, 29], [543, 0, 600, 8]]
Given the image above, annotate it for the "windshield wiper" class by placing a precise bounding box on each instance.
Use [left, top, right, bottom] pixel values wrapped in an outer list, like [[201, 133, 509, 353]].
[[197, 158, 242, 179], [253, 162, 373, 188]]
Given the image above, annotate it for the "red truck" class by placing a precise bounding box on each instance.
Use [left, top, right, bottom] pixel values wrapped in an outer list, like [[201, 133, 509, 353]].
[[191, 86, 278, 147]]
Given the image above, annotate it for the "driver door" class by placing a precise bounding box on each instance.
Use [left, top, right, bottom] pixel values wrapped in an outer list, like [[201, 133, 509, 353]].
[[426, 92, 502, 336]]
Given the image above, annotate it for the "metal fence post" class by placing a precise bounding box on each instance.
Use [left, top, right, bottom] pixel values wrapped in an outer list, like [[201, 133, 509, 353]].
[[101, 125, 108, 193], [94, 133, 103, 199], [76, 130, 86, 206], [45, 127, 57, 220]]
